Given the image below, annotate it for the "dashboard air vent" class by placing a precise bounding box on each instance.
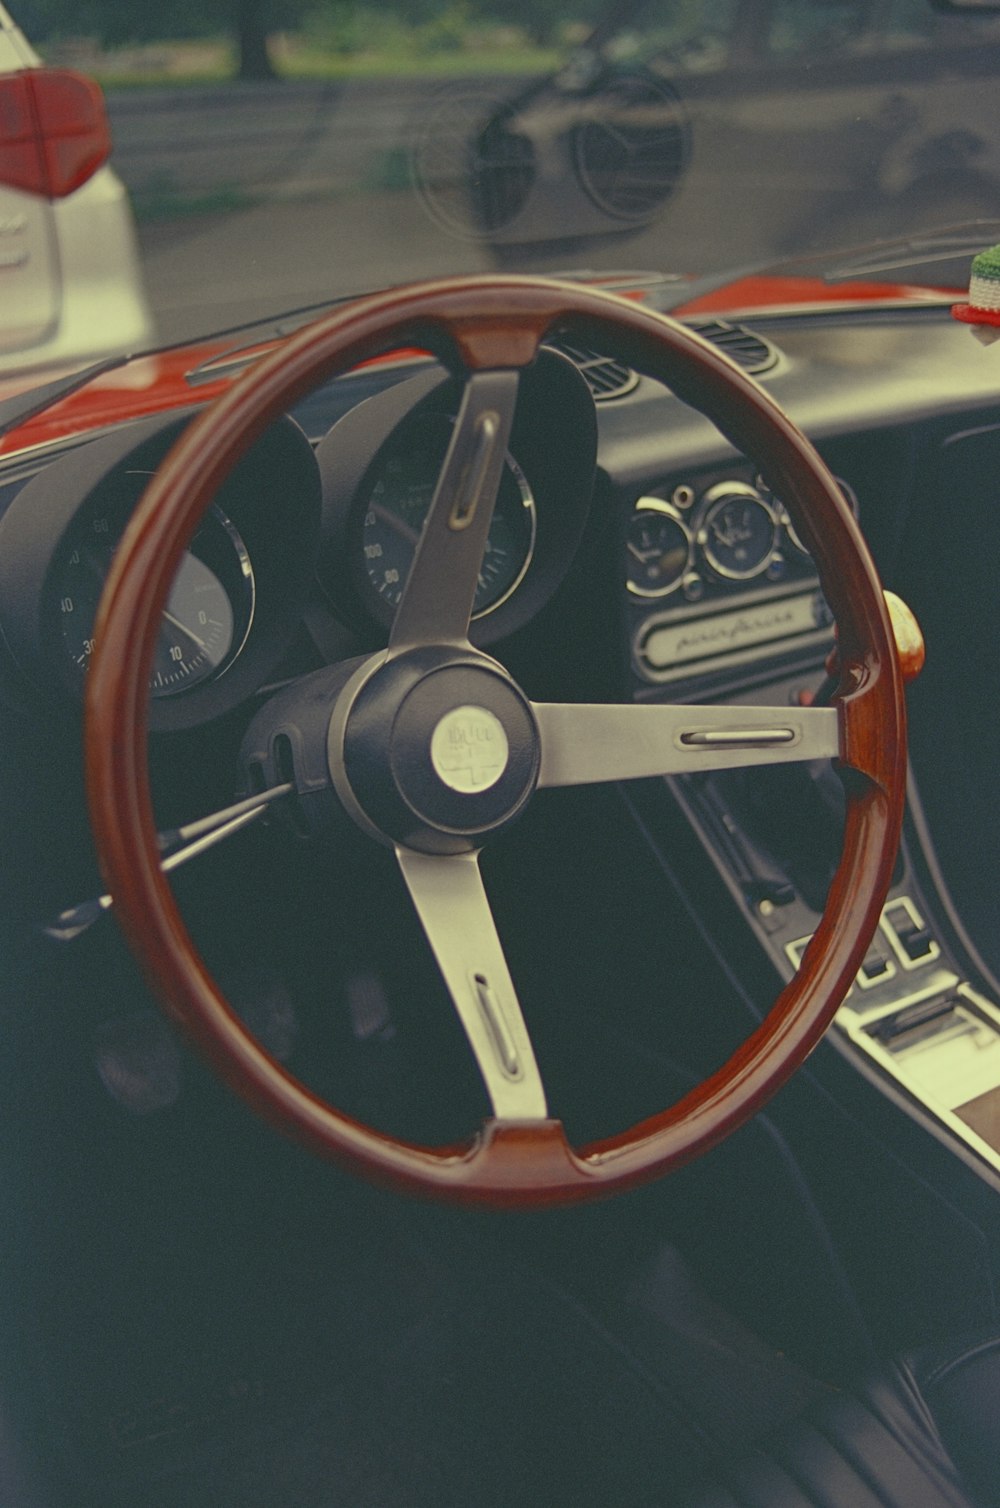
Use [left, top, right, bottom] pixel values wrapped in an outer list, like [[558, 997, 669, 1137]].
[[685, 318, 780, 376], [545, 338, 639, 401]]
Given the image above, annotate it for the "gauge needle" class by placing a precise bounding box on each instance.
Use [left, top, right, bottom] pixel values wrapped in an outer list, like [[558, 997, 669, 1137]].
[[370, 502, 422, 547], [162, 608, 209, 652], [42, 783, 293, 942]]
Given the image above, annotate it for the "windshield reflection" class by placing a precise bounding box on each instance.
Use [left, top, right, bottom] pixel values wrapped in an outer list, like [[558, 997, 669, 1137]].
[[35, 0, 1000, 344]]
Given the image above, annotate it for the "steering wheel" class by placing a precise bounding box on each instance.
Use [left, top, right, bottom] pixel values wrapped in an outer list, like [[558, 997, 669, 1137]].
[[84, 276, 906, 1207]]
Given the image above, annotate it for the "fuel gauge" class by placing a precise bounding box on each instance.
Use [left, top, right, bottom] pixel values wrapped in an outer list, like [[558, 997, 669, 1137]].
[[626, 498, 692, 598]]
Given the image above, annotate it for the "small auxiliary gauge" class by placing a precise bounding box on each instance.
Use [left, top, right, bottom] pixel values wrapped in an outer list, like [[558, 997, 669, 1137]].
[[699, 483, 777, 581], [626, 497, 692, 598]]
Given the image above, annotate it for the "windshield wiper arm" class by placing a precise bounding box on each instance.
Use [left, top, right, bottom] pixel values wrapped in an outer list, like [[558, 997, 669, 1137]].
[[183, 292, 363, 388], [660, 221, 1000, 314], [0, 354, 130, 442], [817, 222, 1000, 282], [658, 259, 779, 313]]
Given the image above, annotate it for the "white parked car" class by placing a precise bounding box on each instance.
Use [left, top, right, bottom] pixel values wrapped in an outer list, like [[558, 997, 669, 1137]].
[[0, 2, 152, 374]]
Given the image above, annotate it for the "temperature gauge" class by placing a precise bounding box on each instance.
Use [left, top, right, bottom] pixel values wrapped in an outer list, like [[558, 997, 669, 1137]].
[[700, 484, 777, 581]]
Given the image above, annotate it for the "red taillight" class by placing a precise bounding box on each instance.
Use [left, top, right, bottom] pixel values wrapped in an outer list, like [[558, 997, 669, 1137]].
[[0, 68, 112, 199]]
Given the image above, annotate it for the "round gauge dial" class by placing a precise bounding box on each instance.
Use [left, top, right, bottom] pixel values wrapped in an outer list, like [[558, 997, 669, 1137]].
[[360, 415, 536, 618], [626, 499, 692, 598], [700, 486, 777, 580], [54, 499, 254, 699], [148, 552, 235, 696]]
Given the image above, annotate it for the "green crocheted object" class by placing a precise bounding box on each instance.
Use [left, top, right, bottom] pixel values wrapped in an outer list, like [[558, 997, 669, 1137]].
[[968, 243, 1000, 312], [971, 244, 1000, 277]]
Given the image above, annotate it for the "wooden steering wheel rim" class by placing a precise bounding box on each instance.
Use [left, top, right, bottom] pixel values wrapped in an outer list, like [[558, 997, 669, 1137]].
[[85, 275, 906, 1208]]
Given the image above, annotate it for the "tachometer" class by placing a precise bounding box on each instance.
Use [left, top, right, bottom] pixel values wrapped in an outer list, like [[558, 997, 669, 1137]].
[[359, 414, 536, 618], [53, 497, 255, 699]]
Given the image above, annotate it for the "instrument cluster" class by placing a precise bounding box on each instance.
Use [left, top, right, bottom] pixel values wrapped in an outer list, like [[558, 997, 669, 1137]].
[[626, 470, 855, 688], [0, 347, 599, 729], [626, 474, 856, 604], [0, 410, 322, 732]]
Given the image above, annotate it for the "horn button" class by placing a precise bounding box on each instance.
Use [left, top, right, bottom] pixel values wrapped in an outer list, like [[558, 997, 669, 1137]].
[[337, 648, 540, 855]]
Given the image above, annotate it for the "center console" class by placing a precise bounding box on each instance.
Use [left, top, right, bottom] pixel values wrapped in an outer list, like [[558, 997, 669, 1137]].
[[625, 461, 1000, 1182]]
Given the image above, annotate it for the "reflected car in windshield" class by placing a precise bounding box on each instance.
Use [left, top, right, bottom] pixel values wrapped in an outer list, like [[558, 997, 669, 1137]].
[[412, 0, 1000, 271]]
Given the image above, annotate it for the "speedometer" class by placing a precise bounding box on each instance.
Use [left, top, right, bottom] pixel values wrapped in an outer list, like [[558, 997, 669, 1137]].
[[359, 413, 536, 618]]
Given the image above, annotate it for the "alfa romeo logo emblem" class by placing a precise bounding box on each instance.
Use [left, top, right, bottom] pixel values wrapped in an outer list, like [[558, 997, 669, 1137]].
[[430, 705, 510, 793]]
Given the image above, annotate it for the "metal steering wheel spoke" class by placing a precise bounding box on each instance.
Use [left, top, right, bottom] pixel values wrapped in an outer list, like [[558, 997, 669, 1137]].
[[533, 701, 841, 788], [387, 368, 521, 654], [395, 845, 548, 1122]]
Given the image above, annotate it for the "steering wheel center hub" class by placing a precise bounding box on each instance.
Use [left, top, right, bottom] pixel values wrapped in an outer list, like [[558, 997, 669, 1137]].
[[429, 705, 510, 793], [337, 648, 540, 854]]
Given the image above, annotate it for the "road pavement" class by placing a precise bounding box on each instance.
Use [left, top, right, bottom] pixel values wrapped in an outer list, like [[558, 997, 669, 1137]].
[[107, 79, 511, 342]]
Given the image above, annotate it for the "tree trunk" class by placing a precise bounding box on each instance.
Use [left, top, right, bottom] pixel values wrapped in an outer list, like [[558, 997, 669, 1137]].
[[236, 0, 278, 80]]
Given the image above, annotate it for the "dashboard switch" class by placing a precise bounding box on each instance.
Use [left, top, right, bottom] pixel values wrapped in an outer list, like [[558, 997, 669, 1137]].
[[882, 897, 940, 969], [870, 996, 957, 1048], [857, 945, 896, 988], [900, 926, 935, 963]]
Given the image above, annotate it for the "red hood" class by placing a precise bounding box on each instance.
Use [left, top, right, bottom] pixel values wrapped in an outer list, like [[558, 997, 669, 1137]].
[[672, 272, 961, 317], [0, 340, 240, 458], [0, 275, 962, 458]]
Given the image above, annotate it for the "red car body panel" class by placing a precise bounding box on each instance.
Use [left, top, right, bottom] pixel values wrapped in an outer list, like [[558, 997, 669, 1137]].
[[0, 277, 961, 459], [674, 274, 961, 316]]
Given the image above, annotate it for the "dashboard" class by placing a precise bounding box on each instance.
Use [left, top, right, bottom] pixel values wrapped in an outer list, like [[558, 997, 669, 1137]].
[[0, 309, 962, 730], [0, 305, 991, 757], [0, 304, 991, 735]]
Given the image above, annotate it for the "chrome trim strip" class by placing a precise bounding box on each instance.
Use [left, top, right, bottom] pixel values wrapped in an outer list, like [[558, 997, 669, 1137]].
[[679, 726, 797, 748]]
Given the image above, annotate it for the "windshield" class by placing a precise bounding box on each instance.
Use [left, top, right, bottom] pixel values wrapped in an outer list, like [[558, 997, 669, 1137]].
[[24, 0, 1000, 348]]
